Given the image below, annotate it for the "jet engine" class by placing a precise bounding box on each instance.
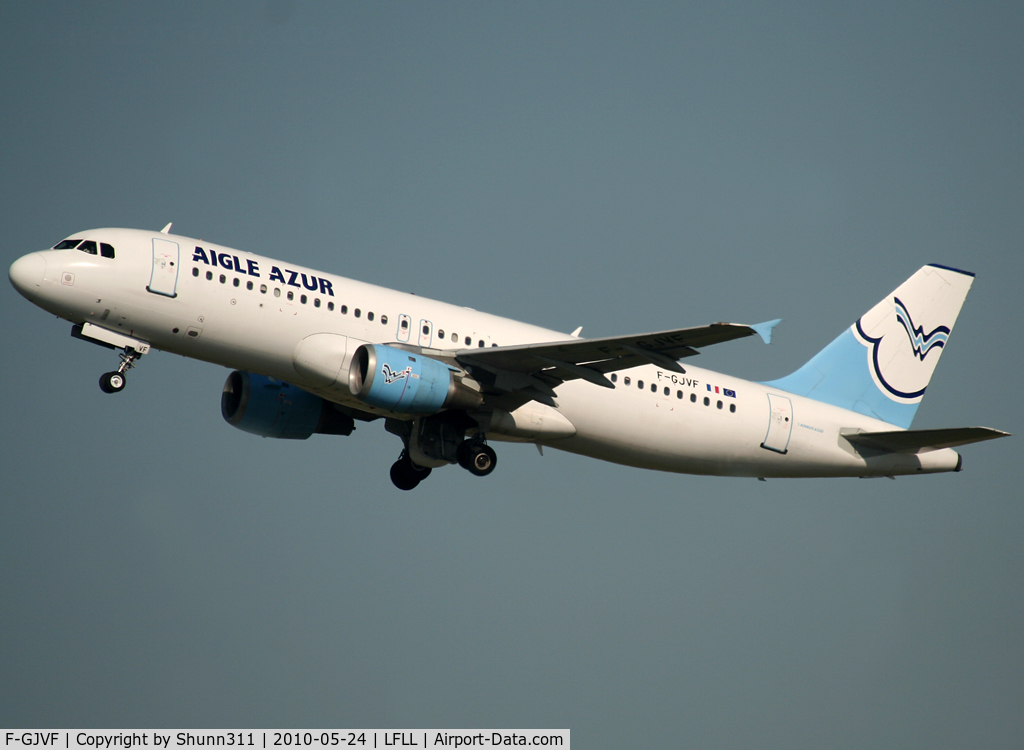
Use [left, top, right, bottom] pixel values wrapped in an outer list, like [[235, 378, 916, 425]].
[[221, 371, 354, 439], [348, 344, 482, 415]]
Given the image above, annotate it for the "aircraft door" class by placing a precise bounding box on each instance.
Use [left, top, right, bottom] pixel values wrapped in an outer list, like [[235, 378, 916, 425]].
[[147, 238, 180, 297], [418, 319, 433, 348], [397, 314, 412, 342], [761, 393, 793, 454]]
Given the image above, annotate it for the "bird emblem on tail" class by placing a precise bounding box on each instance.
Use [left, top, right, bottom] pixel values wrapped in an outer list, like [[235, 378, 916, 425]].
[[894, 297, 950, 361]]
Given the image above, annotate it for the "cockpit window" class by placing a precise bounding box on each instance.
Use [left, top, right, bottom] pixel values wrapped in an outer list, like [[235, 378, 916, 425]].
[[77, 240, 98, 255], [54, 239, 82, 249], [100, 243, 115, 258]]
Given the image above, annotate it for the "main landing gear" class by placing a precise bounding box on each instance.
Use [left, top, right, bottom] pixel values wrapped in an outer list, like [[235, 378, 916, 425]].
[[388, 439, 498, 490], [385, 416, 500, 490], [99, 347, 143, 394]]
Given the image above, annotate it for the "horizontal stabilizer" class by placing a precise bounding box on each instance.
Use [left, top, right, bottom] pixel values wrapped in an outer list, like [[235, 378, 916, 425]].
[[842, 426, 1010, 453]]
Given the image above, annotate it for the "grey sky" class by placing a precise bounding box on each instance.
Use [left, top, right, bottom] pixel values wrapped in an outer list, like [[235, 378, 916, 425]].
[[1, 2, 1021, 746]]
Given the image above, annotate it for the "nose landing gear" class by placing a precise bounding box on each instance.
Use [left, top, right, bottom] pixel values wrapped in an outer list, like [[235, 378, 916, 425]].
[[99, 347, 143, 394]]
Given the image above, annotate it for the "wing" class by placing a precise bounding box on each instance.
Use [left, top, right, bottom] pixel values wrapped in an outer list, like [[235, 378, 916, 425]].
[[452, 320, 780, 406]]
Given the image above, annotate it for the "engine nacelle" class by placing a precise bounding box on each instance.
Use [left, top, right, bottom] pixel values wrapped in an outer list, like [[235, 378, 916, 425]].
[[221, 371, 354, 439], [348, 344, 482, 415]]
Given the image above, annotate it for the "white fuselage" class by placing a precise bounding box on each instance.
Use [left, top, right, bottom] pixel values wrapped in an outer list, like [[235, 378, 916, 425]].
[[13, 228, 961, 478]]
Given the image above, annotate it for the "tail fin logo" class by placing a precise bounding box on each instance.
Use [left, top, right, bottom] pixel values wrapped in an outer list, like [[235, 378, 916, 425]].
[[851, 266, 973, 407], [854, 295, 957, 402], [766, 265, 972, 426], [894, 297, 949, 360]]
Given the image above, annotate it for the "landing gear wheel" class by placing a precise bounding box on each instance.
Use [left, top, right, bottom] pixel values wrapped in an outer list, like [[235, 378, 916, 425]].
[[466, 444, 497, 477], [390, 451, 432, 491], [456, 440, 475, 470], [390, 461, 419, 491], [99, 371, 126, 394]]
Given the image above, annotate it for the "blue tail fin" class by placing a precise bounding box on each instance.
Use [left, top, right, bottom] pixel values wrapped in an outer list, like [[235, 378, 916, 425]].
[[762, 264, 974, 429]]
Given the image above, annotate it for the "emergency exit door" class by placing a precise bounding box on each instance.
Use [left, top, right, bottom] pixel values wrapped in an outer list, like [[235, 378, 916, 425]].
[[761, 393, 793, 454]]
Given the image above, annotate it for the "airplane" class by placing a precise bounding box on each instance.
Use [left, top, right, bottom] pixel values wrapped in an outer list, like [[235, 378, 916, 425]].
[[8, 225, 1009, 490]]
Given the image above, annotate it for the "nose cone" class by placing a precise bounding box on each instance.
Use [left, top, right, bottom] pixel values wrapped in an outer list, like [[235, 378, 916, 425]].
[[9, 252, 47, 298]]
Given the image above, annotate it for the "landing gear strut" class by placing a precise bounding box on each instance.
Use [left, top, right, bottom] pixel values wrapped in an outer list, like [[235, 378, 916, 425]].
[[99, 347, 142, 394], [390, 450, 433, 491]]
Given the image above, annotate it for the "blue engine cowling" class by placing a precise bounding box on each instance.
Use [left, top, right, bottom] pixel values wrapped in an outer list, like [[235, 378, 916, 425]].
[[221, 371, 354, 439], [348, 344, 482, 414]]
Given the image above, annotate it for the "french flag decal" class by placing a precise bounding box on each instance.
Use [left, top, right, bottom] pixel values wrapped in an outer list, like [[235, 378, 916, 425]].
[[707, 384, 737, 398]]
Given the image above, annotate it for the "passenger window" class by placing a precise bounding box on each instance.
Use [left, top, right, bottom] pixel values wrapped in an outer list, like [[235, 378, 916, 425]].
[[314, 298, 321, 308], [478, 340, 485, 348], [676, 390, 682, 399], [401, 319, 408, 329], [233, 278, 240, 287], [78, 240, 98, 255], [274, 288, 281, 297], [611, 373, 618, 382], [54, 239, 81, 249], [355, 308, 361, 318], [368, 312, 374, 321], [100, 243, 115, 258], [704, 397, 710, 406], [451, 332, 457, 341], [246, 280, 253, 290], [300, 295, 307, 304], [717, 400, 723, 409], [192, 267, 199, 277], [624, 377, 631, 386], [260, 284, 267, 294], [219, 274, 226, 284], [638, 380, 644, 389], [381, 315, 388, 324], [690, 393, 696, 403], [730, 404, 736, 413], [465, 336, 472, 346], [423, 325, 430, 335], [206, 271, 213, 280], [651, 384, 656, 393], [327, 301, 334, 310], [287, 290, 294, 300], [341, 305, 348, 314]]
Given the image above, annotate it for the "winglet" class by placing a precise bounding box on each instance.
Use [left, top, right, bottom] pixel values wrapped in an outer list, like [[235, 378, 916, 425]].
[[160, 222, 173, 234], [749, 319, 781, 345]]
